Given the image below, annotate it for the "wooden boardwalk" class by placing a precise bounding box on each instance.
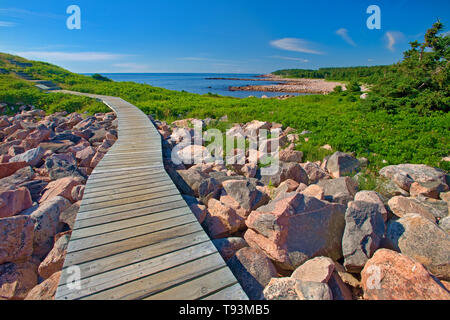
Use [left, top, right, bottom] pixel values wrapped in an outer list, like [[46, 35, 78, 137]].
[[54, 91, 248, 300]]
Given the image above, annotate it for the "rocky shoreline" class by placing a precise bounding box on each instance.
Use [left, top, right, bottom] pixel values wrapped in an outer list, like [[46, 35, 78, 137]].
[[225, 75, 346, 94], [0, 106, 117, 300]]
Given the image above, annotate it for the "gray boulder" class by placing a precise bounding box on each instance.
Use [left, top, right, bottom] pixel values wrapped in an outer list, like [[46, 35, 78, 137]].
[[326, 152, 360, 178], [29, 196, 71, 259], [317, 177, 358, 205], [380, 164, 448, 192], [44, 156, 85, 181], [222, 179, 270, 213], [212, 237, 249, 261], [227, 247, 278, 300], [260, 161, 308, 187], [387, 213, 450, 280], [9, 146, 45, 167], [342, 201, 386, 273]]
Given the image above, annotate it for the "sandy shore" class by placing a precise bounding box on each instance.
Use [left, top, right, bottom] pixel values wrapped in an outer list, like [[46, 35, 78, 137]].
[[227, 74, 346, 94]]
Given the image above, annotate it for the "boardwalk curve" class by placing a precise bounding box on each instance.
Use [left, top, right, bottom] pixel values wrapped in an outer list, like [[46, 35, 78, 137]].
[[54, 90, 248, 300]]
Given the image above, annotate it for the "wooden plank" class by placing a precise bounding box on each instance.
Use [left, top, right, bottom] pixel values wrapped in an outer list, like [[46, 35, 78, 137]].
[[146, 267, 238, 300], [80, 184, 176, 206], [82, 253, 226, 300], [73, 200, 188, 228], [67, 214, 197, 251], [63, 222, 203, 266], [57, 242, 220, 300], [58, 231, 210, 286], [76, 194, 184, 220], [82, 175, 170, 197], [202, 283, 249, 300], [71, 209, 192, 239]]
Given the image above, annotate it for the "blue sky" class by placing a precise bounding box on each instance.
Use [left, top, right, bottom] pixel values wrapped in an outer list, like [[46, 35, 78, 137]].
[[0, 0, 449, 73]]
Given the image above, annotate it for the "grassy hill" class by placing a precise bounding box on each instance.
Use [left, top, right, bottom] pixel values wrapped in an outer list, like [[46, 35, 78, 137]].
[[0, 51, 448, 171]]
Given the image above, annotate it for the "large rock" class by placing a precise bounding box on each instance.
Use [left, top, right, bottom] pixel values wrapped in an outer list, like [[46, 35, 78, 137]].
[[439, 216, 450, 233], [301, 162, 330, 184], [410, 181, 448, 199], [317, 177, 358, 205], [0, 187, 33, 218], [177, 168, 210, 197], [300, 184, 325, 200], [291, 256, 335, 283], [380, 164, 448, 193], [44, 156, 85, 181], [0, 162, 28, 179], [227, 247, 278, 300], [386, 213, 450, 280], [25, 271, 61, 300], [326, 152, 360, 178], [212, 237, 248, 261], [388, 196, 448, 222], [0, 261, 38, 300], [59, 201, 81, 229], [39, 177, 83, 203], [197, 177, 221, 204], [204, 198, 244, 239], [274, 179, 300, 198], [30, 196, 71, 259], [222, 179, 269, 214], [377, 178, 410, 198], [245, 192, 346, 270], [0, 166, 34, 190], [75, 146, 96, 168], [260, 162, 308, 187], [354, 190, 388, 222], [263, 278, 332, 300], [38, 232, 70, 279], [177, 145, 212, 164], [342, 201, 385, 273], [361, 249, 450, 300], [291, 256, 353, 300], [18, 180, 48, 203], [9, 146, 45, 167], [279, 149, 303, 163], [0, 216, 34, 264]]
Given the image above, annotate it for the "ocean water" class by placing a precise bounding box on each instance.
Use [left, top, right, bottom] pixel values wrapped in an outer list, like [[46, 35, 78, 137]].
[[85, 73, 302, 98]]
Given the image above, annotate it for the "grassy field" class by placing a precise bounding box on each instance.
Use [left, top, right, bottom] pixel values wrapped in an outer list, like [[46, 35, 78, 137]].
[[0, 52, 448, 171]]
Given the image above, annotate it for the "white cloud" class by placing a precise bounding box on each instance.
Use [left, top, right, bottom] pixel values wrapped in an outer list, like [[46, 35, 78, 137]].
[[14, 51, 127, 62], [335, 28, 356, 46], [270, 38, 324, 55], [270, 55, 309, 63], [0, 21, 15, 27], [385, 31, 405, 52]]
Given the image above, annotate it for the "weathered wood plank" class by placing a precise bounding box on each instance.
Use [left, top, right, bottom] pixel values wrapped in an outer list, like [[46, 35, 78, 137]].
[[57, 242, 219, 300]]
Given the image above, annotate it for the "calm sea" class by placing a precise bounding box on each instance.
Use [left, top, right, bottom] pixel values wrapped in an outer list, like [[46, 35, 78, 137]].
[[84, 73, 302, 99]]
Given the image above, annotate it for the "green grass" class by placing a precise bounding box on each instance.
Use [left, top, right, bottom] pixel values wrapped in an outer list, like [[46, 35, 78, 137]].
[[0, 52, 448, 171]]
